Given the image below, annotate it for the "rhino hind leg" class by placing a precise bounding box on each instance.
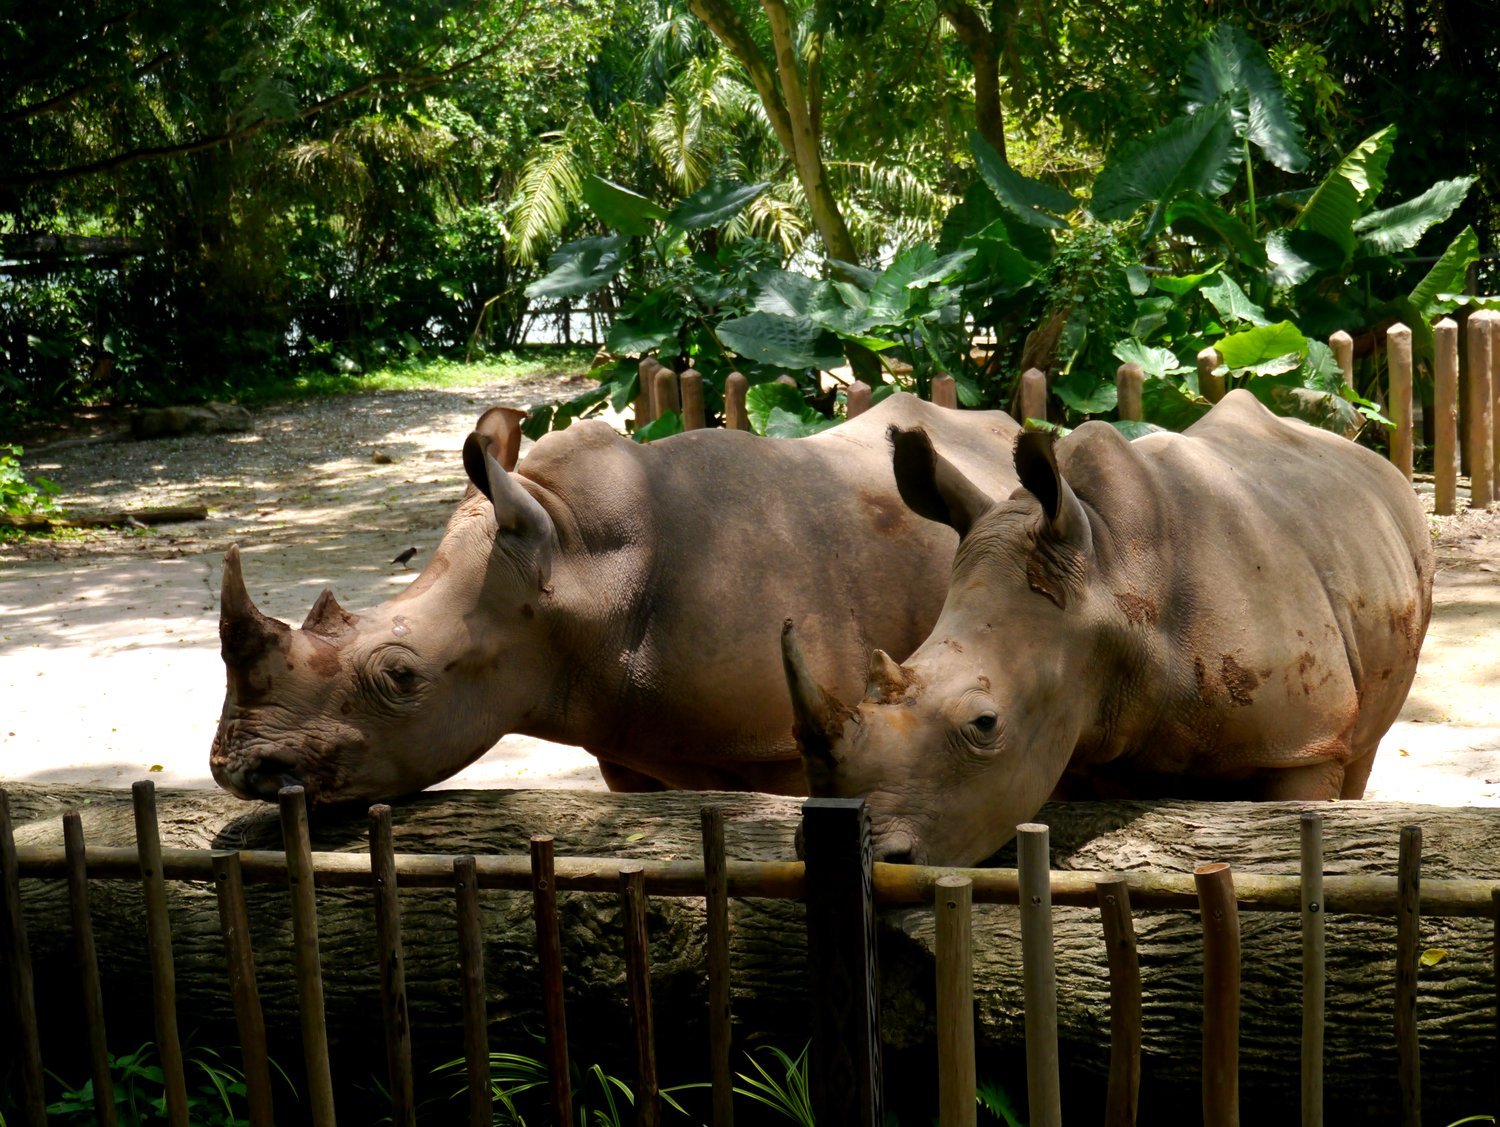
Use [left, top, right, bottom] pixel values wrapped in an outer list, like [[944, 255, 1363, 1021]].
[[1257, 757, 1347, 801], [597, 760, 669, 792], [1338, 743, 1379, 799]]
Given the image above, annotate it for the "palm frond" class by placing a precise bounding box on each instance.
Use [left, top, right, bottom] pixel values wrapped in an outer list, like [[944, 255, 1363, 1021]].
[[506, 134, 589, 266]]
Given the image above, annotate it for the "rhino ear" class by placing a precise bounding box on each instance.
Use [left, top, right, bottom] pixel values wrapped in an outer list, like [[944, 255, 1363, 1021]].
[[473, 406, 527, 472], [889, 425, 993, 537], [462, 432, 556, 584], [1013, 430, 1091, 607]]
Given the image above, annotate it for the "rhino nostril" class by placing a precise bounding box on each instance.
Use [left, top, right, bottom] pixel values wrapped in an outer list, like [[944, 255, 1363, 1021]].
[[245, 761, 302, 800], [874, 830, 917, 866]]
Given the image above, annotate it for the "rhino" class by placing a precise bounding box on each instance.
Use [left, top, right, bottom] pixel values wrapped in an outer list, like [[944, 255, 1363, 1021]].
[[783, 390, 1434, 867], [211, 393, 1022, 804]]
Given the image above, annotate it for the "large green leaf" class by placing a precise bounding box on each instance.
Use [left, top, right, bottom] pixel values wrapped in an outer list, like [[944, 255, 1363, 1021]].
[[1408, 225, 1480, 317], [634, 411, 684, 443], [1052, 369, 1117, 414], [1142, 378, 1212, 430], [1182, 24, 1308, 172], [1091, 97, 1242, 234], [765, 406, 840, 438], [962, 221, 1046, 287], [1164, 195, 1266, 267], [1152, 267, 1222, 296], [745, 381, 811, 434], [1113, 339, 1188, 380], [666, 180, 769, 230], [1200, 275, 1268, 325], [581, 176, 667, 237], [1264, 228, 1344, 288], [606, 291, 682, 355], [524, 235, 626, 300], [1296, 127, 1396, 255], [1354, 176, 1476, 256], [971, 132, 1075, 229], [1216, 320, 1307, 368], [716, 312, 844, 371], [751, 269, 851, 326]]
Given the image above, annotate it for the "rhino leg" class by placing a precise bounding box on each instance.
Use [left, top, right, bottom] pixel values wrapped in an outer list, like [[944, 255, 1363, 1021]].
[[1258, 758, 1347, 800], [597, 761, 669, 792], [1339, 744, 1379, 799]]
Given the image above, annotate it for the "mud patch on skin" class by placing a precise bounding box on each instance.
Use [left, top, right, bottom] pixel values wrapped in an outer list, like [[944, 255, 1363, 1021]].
[[1221, 653, 1260, 706], [859, 490, 907, 535], [306, 639, 341, 678], [1114, 591, 1158, 626]]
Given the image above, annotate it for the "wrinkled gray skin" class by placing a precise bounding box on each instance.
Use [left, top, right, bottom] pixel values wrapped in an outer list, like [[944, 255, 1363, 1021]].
[[784, 390, 1434, 867], [211, 393, 1021, 804]]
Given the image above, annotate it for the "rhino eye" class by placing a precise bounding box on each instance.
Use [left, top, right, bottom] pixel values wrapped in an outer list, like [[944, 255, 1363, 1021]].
[[386, 665, 418, 692], [966, 712, 1000, 745]]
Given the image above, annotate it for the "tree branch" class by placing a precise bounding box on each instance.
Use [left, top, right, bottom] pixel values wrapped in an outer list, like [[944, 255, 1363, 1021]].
[[937, 0, 1006, 160], [0, 48, 179, 127]]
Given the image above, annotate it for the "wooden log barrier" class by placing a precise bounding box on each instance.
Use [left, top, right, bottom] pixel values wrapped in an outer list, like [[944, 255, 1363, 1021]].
[[9, 787, 1500, 1126], [1387, 324, 1415, 481]]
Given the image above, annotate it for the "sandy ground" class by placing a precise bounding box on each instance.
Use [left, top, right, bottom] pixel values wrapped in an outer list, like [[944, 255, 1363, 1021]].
[[2, 382, 1499, 807]]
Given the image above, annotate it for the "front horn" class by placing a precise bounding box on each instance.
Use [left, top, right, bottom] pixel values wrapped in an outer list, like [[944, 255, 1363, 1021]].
[[780, 619, 856, 768], [219, 544, 291, 663]]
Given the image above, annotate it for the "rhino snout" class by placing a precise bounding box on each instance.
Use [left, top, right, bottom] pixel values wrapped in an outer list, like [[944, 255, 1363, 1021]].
[[211, 750, 305, 802], [872, 827, 926, 866]]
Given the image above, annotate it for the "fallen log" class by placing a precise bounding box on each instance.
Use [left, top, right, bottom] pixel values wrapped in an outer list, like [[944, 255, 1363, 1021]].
[[5, 784, 1497, 1124], [0, 503, 209, 531]]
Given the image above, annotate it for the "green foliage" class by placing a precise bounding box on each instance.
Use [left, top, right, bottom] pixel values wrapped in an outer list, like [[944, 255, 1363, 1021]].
[[0, 447, 60, 520]]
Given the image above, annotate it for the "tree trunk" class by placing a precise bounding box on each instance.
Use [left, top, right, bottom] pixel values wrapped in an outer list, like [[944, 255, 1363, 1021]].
[[937, 0, 1007, 160], [7, 785, 1496, 1125]]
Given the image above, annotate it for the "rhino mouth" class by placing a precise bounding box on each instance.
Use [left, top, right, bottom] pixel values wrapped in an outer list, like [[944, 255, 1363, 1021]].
[[211, 750, 305, 803], [872, 827, 927, 866]]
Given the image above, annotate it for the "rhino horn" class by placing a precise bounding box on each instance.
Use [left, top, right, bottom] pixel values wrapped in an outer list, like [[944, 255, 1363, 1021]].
[[865, 648, 910, 703], [301, 587, 360, 641], [219, 545, 291, 663], [781, 619, 856, 767]]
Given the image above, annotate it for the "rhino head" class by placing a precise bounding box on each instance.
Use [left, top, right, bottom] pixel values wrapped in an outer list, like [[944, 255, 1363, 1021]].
[[783, 425, 1102, 867], [210, 407, 560, 805]]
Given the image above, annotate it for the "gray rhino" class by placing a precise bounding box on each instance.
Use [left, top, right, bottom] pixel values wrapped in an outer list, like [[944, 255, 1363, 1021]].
[[211, 393, 1021, 804], [783, 390, 1434, 866]]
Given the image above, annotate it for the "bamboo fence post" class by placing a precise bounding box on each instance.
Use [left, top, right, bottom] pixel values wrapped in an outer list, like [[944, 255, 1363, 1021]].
[[935, 874, 976, 1127], [1198, 347, 1226, 403], [454, 855, 492, 1127], [1397, 826, 1423, 1127], [932, 373, 958, 409], [1196, 862, 1240, 1127], [211, 850, 276, 1127], [64, 811, 117, 1127], [530, 835, 573, 1127], [1116, 363, 1144, 422], [846, 379, 873, 419], [636, 358, 659, 428], [1387, 324, 1415, 480], [1096, 877, 1141, 1127], [803, 798, 883, 1127], [1017, 822, 1062, 1127], [1301, 813, 1325, 1127], [654, 365, 681, 420], [1435, 318, 1460, 515], [133, 780, 191, 1127], [1, 790, 47, 1127], [620, 862, 661, 1127], [1020, 368, 1047, 425], [680, 369, 706, 430], [1468, 312, 1495, 508], [369, 805, 415, 1127], [724, 371, 749, 431], [279, 784, 337, 1127], [701, 808, 734, 1127]]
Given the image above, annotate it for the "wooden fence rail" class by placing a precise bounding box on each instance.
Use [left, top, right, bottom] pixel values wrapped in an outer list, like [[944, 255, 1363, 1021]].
[[3, 786, 1498, 1127]]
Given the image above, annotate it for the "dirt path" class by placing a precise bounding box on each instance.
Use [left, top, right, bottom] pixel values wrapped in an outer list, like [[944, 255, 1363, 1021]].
[[3, 386, 1498, 807]]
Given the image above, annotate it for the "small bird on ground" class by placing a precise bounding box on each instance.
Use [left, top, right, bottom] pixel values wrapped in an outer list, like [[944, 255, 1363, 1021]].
[[391, 547, 419, 568]]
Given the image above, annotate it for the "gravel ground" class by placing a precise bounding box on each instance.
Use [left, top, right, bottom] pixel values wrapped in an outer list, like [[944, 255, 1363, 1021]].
[[2, 383, 1498, 808]]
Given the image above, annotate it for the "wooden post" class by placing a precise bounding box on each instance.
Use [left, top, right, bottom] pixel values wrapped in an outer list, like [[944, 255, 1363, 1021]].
[[724, 372, 749, 431], [1330, 330, 1355, 388], [454, 856, 492, 1127], [935, 875, 976, 1127], [279, 785, 337, 1127], [1020, 368, 1048, 425], [1491, 315, 1500, 491], [701, 808, 735, 1127], [133, 780, 192, 1127], [1196, 862, 1240, 1127], [1198, 347, 1226, 403], [846, 379, 873, 419], [1017, 823, 1062, 1127], [1435, 318, 1460, 515], [64, 811, 117, 1127], [369, 805, 415, 1127], [1116, 363, 1144, 422], [1397, 826, 1422, 1127], [1467, 312, 1495, 508], [1493, 886, 1500, 1124], [680, 369, 706, 430], [1, 790, 47, 1127], [775, 374, 799, 389], [655, 365, 681, 420], [530, 836, 573, 1127], [802, 798, 883, 1127], [636, 358, 659, 428], [1096, 877, 1141, 1127], [211, 850, 276, 1127], [931, 373, 958, 409], [1387, 324, 1415, 481], [620, 863, 660, 1127], [1301, 813, 1325, 1127]]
